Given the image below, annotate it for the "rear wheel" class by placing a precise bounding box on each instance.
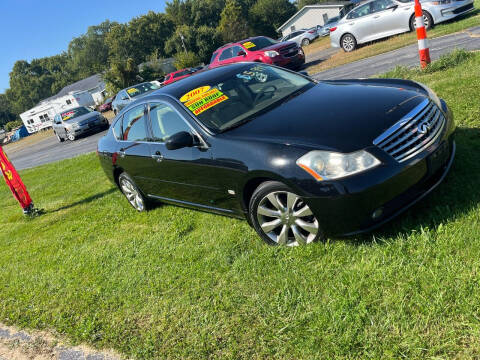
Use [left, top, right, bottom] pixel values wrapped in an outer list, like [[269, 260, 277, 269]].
[[301, 38, 310, 46], [410, 12, 433, 31], [118, 172, 149, 212], [341, 34, 357, 52], [249, 181, 324, 246]]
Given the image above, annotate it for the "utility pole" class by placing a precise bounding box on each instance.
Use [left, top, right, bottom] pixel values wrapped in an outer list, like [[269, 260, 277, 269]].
[[179, 34, 187, 54]]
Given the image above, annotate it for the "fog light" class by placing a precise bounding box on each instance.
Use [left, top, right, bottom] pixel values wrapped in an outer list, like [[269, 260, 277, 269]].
[[372, 208, 383, 220]]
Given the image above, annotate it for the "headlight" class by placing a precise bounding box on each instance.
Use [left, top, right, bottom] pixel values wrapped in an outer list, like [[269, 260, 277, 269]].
[[72, 123, 80, 129], [264, 50, 279, 58], [297, 150, 381, 181], [432, 0, 450, 4], [415, 81, 441, 108]]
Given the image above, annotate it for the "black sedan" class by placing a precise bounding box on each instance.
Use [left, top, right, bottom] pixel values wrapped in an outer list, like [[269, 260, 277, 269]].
[[97, 62, 455, 246]]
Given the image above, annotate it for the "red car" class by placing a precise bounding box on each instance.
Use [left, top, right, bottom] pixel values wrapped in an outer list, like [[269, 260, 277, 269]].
[[98, 96, 114, 112], [209, 36, 305, 69], [163, 68, 196, 85]]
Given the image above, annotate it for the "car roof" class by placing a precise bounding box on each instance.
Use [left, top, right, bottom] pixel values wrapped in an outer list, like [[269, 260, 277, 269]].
[[214, 36, 271, 51]]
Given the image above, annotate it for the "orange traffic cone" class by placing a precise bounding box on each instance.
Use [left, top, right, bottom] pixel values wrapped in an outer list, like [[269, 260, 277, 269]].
[[414, 0, 431, 69]]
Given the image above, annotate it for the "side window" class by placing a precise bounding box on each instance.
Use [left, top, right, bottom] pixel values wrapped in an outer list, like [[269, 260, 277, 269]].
[[371, 0, 394, 12], [66, 99, 72, 105], [122, 105, 147, 141], [149, 103, 190, 142], [219, 47, 233, 61], [347, 3, 372, 19], [112, 117, 123, 140], [231, 46, 245, 57], [210, 51, 219, 63]]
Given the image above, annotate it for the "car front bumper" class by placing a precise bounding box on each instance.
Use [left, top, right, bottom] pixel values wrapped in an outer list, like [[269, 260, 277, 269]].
[[302, 100, 456, 237], [428, 0, 475, 23], [271, 53, 306, 69]]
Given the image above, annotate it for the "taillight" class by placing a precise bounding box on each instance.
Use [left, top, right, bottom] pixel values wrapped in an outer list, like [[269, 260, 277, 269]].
[[308, 30, 315, 34], [330, 27, 337, 32]]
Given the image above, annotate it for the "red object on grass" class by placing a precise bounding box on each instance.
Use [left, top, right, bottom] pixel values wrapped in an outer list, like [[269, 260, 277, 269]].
[[0, 146, 33, 210]]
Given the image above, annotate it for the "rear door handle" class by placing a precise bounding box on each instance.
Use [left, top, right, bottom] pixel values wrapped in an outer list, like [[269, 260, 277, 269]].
[[349, 22, 355, 25], [373, 15, 380, 18], [151, 151, 164, 162]]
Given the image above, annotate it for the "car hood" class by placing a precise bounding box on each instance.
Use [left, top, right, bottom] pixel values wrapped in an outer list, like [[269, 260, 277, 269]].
[[65, 111, 100, 125], [259, 41, 297, 52], [222, 79, 430, 153]]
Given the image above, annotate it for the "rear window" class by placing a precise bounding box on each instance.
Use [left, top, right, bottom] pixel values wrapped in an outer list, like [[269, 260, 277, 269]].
[[173, 69, 192, 78], [241, 37, 277, 51]]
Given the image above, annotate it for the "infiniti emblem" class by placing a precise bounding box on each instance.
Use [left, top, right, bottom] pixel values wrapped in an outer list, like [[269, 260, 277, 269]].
[[417, 118, 434, 134]]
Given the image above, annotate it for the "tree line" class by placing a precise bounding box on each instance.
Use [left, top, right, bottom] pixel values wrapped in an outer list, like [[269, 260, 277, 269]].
[[0, 0, 327, 130]]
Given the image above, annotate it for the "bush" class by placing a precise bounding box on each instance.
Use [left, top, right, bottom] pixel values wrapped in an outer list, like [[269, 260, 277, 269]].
[[5, 120, 23, 132], [174, 51, 201, 70]]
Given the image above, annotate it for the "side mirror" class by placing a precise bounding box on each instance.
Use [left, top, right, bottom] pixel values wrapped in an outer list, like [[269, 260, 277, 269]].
[[166, 131, 194, 150], [237, 50, 246, 57], [298, 70, 309, 76]]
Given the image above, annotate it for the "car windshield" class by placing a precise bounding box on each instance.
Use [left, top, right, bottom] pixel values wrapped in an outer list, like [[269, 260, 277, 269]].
[[326, 16, 339, 25], [173, 69, 192, 78], [126, 83, 160, 98], [241, 37, 277, 51], [177, 64, 314, 133], [60, 107, 92, 121]]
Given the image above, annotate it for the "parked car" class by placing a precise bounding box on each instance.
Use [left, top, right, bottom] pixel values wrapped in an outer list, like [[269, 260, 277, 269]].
[[331, 0, 475, 52], [98, 96, 114, 112], [53, 106, 109, 142], [112, 82, 160, 114], [321, 16, 340, 36], [98, 62, 455, 246], [281, 29, 317, 47], [209, 36, 305, 69], [163, 68, 198, 86]]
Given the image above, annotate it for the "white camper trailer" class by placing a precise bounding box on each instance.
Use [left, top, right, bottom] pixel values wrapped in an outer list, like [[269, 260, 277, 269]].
[[20, 91, 96, 134]]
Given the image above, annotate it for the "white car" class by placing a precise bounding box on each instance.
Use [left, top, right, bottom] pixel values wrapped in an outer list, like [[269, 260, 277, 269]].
[[281, 29, 317, 46], [331, 0, 475, 52]]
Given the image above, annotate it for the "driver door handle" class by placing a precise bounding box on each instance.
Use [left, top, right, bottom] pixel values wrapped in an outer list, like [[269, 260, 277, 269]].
[[152, 151, 164, 162]]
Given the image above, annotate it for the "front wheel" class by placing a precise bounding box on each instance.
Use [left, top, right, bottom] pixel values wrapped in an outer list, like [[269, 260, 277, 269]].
[[118, 172, 148, 212], [249, 181, 324, 246], [341, 34, 357, 52], [410, 12, 433, 31], [67, 131, 75, 141]]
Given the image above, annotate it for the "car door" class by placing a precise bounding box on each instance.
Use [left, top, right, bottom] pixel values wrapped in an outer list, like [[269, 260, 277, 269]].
[[344, 2, 375, 43], [144, 100, 230, 210], [114, 104, 152, 192], [290, 31, 303, 46], [229, 45, 248, 63], [53, 114, 66, 137], [370, 0, 410, 38], [216, 47, 234, 66]]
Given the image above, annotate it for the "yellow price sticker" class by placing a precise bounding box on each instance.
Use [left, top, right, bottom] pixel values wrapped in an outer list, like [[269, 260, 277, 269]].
[[243, 41, 255, 49], [180, 86, 211, 103]]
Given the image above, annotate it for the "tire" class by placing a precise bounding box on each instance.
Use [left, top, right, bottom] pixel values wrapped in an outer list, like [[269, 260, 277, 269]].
[[248, 181, 324, 246], [113, 109, 117, 116], [67, 131, 75, 141], [301, 38, 310, 46], [55, 131, 64, 142], [410, 12, 433, 31], [118, 172, 149, 212], [341, 33, 357, 52]]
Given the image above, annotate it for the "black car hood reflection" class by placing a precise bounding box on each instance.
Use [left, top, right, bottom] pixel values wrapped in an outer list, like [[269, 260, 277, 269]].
[[223, 80, 429, 153]]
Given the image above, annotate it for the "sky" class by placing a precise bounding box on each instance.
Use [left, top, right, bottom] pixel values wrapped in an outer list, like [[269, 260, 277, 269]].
[[0, 0, 168, 93]]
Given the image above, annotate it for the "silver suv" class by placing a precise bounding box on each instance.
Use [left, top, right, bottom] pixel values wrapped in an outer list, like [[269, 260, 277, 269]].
[[331, 0, 475, 52]]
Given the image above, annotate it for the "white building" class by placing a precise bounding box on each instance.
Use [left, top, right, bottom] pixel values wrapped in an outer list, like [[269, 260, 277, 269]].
[[277, 2, 354, 37], [20, 74, 106, 134]]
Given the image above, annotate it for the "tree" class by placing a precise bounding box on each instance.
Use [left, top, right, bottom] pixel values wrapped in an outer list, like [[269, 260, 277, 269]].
[[103, 58, 139, 94], [5, 120, 23, 132], [218, 0, 250, 43], [174, 51, 201, 69], [68, 21, 117, 78], [0, 94, 16, 129], [249, 0, 296, 38]]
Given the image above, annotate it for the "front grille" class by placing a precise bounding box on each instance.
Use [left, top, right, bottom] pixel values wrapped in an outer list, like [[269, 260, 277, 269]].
[[453, 3, 473, 13], [279, 44, 297, 57], [373, 99, 446, 162]]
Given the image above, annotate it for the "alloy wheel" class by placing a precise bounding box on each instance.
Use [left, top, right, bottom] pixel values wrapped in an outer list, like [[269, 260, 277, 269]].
[[412, 14, 431, 30], [342, 35, 355, 52], [120, 178, 145, 211], [256, 191, 318, 246], [67, 132, 75, 141]]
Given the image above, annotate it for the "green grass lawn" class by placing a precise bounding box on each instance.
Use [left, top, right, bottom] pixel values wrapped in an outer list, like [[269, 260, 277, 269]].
[[1, 52, 480, 359]]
